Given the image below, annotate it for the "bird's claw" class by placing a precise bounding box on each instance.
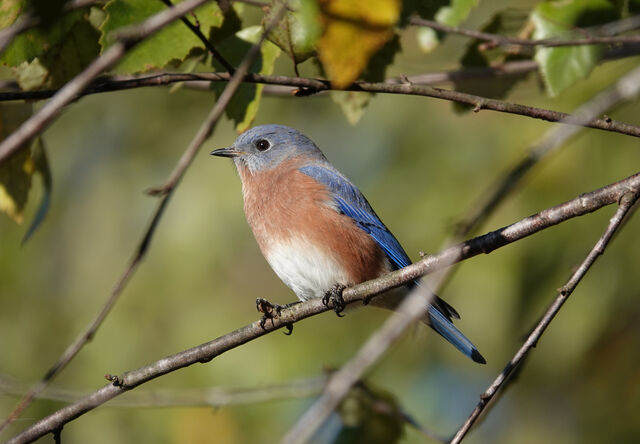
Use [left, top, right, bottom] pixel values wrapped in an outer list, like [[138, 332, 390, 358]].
[[256, 298, 295, 335], [256, 298, 284, 329], [322, 284, 346, 317]]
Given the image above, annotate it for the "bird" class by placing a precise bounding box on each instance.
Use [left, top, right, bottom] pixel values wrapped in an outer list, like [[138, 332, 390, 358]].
[[211, 124, 485, 364]]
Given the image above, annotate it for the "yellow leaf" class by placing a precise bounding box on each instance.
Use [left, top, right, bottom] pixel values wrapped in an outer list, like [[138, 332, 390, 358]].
[[0, 102, 34, 224], [317, 0, 400, 88]]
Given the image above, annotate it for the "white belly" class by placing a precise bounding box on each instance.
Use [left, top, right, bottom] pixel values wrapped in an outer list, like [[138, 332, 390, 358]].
[[264, 236, 350, 301]]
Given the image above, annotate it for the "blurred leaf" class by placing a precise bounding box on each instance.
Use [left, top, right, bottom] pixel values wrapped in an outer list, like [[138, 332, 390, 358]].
[[435, 0, 478, 26], [409, 0, 479, 53], [331, 91, 371, 125], [0, 102, 51, 240], [317, 0, 400, 88], [265, 0, 321, 64], [22, 138, 51, 244], [400, 0, 448, 24], [452, 11, 532, 112], [13, 58, 48, 90], [211, 26, 281, 133], [532, 0, 619, 97], [100, 0, 230, 74], [0, 0, 25, 28], [1, 10, 100, 89], [416, 26, 438, 53], [331, 382, 405, 444]]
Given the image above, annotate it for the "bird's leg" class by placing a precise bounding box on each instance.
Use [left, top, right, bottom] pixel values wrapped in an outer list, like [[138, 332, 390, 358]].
[[322, 284, 347, 317], [255, 298, 298, 334]]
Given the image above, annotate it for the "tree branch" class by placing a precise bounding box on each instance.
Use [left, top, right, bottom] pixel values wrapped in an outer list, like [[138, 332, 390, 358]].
[[409, 16, 640, 48], [0, 2, 288, 432], [8, 170, 640, 444], [449, 190, 640, 444], [0, 0, 213, 165]]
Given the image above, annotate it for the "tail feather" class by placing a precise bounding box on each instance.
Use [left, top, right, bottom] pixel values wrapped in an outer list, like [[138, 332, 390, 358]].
[[427, 305, 486, 364]]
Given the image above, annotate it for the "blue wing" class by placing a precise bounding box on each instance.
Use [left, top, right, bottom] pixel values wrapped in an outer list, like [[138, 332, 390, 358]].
[[299, 165, 486, 364], [299, 165, 412, 271]]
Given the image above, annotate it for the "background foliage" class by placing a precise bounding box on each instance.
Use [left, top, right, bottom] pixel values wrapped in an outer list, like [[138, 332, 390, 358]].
[[1, 0, 640, 443]]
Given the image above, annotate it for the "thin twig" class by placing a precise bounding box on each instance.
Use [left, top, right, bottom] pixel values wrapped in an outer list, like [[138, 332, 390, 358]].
[[8, 170, 640, 444], [1, 68, 640, 156], [0, 0, 287, 432], [0, 373, 327, 408], [449, 190, 640, 444], [0, 0, 103, 55], [0, 0, 214, 165], [410, 16, 640, 48], [158, 0, 235, 73]]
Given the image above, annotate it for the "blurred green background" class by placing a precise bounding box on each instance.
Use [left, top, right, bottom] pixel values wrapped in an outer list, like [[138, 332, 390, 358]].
[[2, 5, 640, 443]]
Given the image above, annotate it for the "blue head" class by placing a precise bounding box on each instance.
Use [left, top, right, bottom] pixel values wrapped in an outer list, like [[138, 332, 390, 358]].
[[210, 125, 326, 173]]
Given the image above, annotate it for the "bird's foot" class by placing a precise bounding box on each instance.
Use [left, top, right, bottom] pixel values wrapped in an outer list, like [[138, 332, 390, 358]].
[[256, 298, 295, 335], [322, 284, 347, 317]]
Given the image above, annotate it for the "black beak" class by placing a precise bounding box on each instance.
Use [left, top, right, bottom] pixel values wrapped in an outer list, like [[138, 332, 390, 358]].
[[210, 147, 242, 158]]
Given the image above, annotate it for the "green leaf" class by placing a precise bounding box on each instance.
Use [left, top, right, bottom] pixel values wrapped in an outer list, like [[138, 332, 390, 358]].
[[435, 0, 478, 26], [532, 0, 619, 97], [408, 0, 479, 52], [100, 0, 231, 74], [0, 102, 33, 224], [211, 26, 281, 133], [331, 91, 372, 125], [452, 10, 531, 111], [265, 0, 321, 64], [0, 0, 25, 29], [2, 10, 101, 89], [22, 137, 52, 244]]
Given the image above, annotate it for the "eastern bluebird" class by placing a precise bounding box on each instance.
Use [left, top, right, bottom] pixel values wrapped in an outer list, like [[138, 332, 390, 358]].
[[211, 125, 485, 364]]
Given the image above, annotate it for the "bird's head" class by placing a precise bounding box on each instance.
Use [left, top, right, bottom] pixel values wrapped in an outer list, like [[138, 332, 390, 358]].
[[210, 124, 325, 173]]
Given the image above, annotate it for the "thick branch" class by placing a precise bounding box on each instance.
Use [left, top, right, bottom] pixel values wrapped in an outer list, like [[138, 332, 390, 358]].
[[449, 190, 640, 444], [0, 0, 212, 164], [8, 170, 640, 444]]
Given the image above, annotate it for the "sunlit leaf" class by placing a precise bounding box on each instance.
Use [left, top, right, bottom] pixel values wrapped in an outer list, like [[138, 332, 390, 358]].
[[0, 102, 52, 241], [532, 0, 618, 97], [317, 0, 400, 88], [211, 26, 281, 133], [265, 0, 321, 64], [0, 0, 24, 29], [435, 0, 478, 26], [100, 0, 231, 74]]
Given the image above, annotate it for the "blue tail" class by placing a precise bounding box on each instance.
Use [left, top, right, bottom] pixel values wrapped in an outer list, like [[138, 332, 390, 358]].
[[427, 305, 486, 364]]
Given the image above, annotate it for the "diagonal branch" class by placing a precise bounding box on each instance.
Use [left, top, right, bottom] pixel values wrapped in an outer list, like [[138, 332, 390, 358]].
[[449, 190, 640, 444], [0, 2, 288, 432], [8, 170, 640, 444], [0, 0, 214, 165], [410, 16, 640, 48]]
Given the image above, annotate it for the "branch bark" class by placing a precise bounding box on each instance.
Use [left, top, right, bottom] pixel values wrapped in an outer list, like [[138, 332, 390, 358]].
[[8, 170, 640, 444], [449, 190, 640, 444]]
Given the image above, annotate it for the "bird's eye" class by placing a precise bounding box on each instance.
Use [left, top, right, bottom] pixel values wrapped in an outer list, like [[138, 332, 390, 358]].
[[255, 139, 270, 151]]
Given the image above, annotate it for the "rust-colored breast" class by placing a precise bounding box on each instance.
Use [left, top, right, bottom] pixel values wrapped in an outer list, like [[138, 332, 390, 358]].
[[239, 159, 388, 286]]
